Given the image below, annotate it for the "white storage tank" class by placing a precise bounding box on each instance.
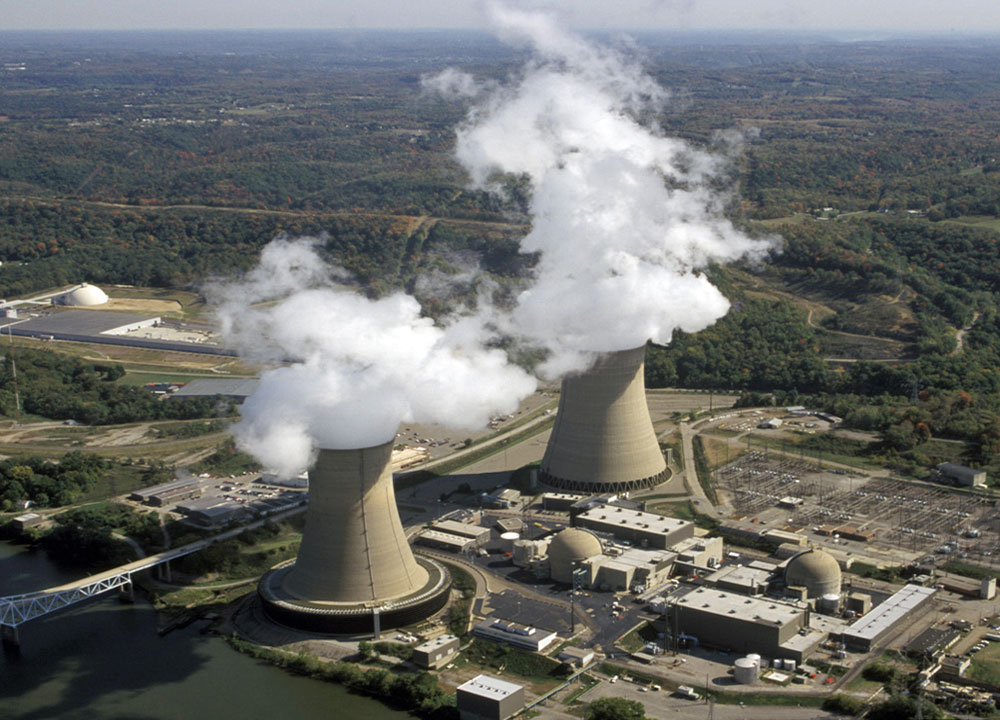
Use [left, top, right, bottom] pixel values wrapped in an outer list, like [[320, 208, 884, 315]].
[[512, 539, 538, 566], [819, 593, 841, 613], [785, 659, 797, 673], [773, 658, 786, 670], [745, 653, 762, 669], [734, 657, 759, 684], [500, 531, 520, 552]]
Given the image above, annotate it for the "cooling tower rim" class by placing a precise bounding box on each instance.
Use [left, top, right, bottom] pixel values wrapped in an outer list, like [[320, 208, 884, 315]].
[[260, 555, 450, 615], [539, 467, 670, 493]]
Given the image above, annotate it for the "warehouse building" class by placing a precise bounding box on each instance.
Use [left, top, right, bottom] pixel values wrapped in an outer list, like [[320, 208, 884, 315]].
[[841, 584, 937, 652], [412, 634, 460, 670], [935, 463, 987, 488], [573, 505, 694, 549], [457, 675, 525, 720], [130, 477, 202, 506], [473, 618, 558, 652], [667, 587, 824, 662]]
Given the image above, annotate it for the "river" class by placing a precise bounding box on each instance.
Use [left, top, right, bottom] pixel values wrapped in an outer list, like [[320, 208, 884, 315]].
[[0, 540, 408, 720]]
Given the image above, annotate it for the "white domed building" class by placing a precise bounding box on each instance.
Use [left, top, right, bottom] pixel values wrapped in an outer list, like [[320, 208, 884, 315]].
[[58, 284, 109, 307]]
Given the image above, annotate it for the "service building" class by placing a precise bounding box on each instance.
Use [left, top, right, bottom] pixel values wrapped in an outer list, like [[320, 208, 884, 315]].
[[457, 675, 525, 720]]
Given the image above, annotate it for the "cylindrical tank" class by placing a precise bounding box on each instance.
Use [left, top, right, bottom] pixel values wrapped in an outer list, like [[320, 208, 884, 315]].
[[746, 653, 762, 669], [819, 593, 841, 613], [773, 658, 786, 670], [734, 657, 759, 684], [513, 539, 538, 566], [540, 347, 667, 493], [500, 531, 520, 552], [282, 441, 428, 603], [785, 659, 797, 673]]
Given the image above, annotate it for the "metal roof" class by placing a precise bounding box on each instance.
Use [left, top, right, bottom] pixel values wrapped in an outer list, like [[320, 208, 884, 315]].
[[171, 378, 260, 398]]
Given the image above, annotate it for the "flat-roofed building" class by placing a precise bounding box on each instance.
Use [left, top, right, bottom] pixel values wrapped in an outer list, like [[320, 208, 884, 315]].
[[416, 529, 476, 553], [457, 675, 525, 720], [573, 505, 693, 549], [130, 477, 202, 506], [585, 547, 676, 592], [704, 565, 772, 595], [841, 584, 937, 652], [430, 520, 491, 547], [936, 463, 987, 488], [412, 634, 460, 669], [176, 497, 245, 526], [542, 492, 586, 512], [13, 512, 44, 531], [472, 618, 557, 652], [668, 587, 817, 661]]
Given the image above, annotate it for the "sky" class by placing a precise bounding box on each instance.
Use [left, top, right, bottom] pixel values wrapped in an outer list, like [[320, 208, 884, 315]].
[[2, 0, 1000, 34]]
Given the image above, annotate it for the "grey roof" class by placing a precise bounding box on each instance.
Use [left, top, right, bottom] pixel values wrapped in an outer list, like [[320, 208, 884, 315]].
[[8, 309, 156, 336], [171, 378, 260, 399], [458, 674, 523, 700], [843, 584, 936, 643]]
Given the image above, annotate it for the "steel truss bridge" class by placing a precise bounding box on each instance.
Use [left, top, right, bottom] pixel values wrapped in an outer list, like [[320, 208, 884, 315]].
[[0, 506, 306, 646]]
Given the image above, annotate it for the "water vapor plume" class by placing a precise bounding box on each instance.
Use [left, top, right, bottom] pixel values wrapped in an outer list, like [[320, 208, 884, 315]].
[[428, 2, 777, 377], [210, 237, 536, 477]]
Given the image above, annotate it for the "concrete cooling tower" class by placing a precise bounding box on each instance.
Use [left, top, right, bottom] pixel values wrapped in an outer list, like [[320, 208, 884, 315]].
[[540, 346, 667, 493], [258, 440, 450, 634]]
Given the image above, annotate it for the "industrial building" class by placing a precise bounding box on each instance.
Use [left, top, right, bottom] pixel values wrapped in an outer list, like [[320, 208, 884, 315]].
[[457, 675, 525, 720], [170, 378, 261, 402], [412, 634, 461, 670], [539, 347, 667, 493], [472, 618, 558, 652], [667, 587, 824, 662], [841, 584, 937, 652], [130, 477, 202, 506], [175, 497, 246, 526], [573, 505, 694, 549], [258, 441, 450, 634], [935, 463, 987, 488]]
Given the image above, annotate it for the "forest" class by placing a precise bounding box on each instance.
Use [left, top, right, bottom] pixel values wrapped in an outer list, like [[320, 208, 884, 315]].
[[2, 31, 1000, 478]]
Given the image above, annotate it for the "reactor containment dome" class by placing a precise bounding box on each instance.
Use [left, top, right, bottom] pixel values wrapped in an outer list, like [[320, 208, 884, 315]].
[[547, 528, 602, 583], [540, 346, 667, 493], [784, 548, 842, 599], [258, 440, 450, 634], [59, 283, 109, 306]]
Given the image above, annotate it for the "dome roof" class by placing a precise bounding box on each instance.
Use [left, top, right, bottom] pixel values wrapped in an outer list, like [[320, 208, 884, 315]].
[[62, 284, 109, 306], [548, 528, 602, 583], [784, 548, 841, 598]]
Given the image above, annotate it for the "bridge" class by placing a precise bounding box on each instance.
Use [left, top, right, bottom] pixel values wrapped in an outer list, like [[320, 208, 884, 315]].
[[0, 504, 306, 648]]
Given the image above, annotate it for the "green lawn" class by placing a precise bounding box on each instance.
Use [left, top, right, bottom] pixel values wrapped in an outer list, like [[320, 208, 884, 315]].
[[968, 641, 1000, 685]]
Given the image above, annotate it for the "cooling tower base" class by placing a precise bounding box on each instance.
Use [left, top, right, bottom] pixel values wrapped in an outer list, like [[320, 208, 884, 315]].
[[257, 556, 451, 636], [539, 468, 669, 494]]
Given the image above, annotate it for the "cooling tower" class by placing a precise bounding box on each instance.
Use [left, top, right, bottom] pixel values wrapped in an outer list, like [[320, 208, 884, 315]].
[[259, 440, 450, 634], [540, 346, 667, 493]]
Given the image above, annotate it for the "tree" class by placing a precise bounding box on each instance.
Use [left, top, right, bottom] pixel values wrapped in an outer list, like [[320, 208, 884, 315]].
[[586, 697, 646, 720]]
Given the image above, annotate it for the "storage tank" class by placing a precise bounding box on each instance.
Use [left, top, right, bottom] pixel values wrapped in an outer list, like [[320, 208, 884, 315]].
[[734, 657, 759, 684], [745, 653, 761, 669], [500, 531, 520, 553], [512, 539, 538, 567], [819, 593, 841, 613], [785, 659, 797, 673]]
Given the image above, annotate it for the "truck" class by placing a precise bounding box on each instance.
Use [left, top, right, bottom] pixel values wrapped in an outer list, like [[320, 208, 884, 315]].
[[674, 685, 700, 701]]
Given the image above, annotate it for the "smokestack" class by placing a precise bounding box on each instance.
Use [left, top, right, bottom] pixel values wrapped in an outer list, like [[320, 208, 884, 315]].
[[540, 346, 666, 493], [259, 440, 450, 634]]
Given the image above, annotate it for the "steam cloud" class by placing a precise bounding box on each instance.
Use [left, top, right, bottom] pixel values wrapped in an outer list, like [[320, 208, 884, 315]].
[[211, 237, 536, 477], [428, 3, 775, 377], [217, 5, 774, 475]]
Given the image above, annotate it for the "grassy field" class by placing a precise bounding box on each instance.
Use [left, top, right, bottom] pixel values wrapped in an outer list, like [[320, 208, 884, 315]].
[[968, 641, 1000, 685]]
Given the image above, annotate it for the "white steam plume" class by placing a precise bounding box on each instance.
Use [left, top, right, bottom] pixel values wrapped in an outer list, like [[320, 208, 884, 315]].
[[210, 237, 536, 477], [430, 3, 776, 378]]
